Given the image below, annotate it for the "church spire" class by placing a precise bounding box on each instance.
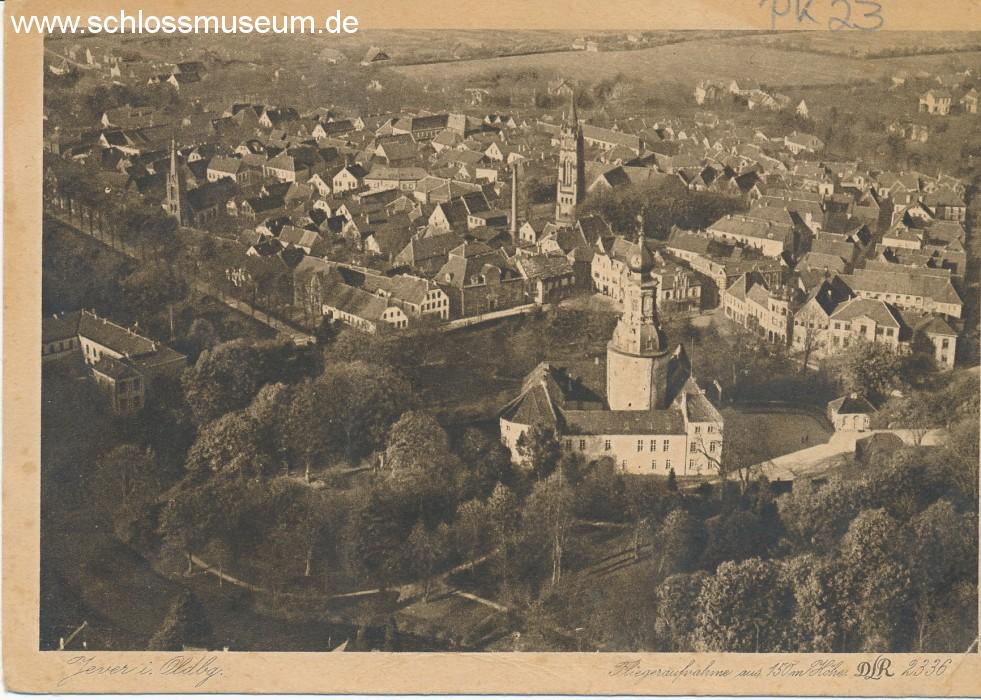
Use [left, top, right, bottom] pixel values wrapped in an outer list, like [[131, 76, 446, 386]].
[[165, 137, 186, 226], [566, 90, 578, 128], [555, 92, 584, 225]]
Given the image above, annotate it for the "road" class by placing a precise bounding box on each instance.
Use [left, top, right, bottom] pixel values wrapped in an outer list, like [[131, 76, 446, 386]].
[[45, 208, 316, 345]]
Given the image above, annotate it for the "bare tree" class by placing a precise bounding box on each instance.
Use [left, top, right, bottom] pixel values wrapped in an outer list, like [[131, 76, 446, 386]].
[[691, 424, 766, 496]]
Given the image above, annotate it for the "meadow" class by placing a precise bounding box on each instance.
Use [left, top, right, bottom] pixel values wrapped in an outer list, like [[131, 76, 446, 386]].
[[395, 34, 981, 89]]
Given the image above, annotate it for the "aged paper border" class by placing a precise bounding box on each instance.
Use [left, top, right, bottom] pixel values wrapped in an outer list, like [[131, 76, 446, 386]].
[[5, 0, 981, 693]]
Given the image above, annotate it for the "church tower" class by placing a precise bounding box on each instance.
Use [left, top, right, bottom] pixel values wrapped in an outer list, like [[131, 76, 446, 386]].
[[606, 230, 671, 410], [164, 138, 186, 226], [555, 92, 584, 225]]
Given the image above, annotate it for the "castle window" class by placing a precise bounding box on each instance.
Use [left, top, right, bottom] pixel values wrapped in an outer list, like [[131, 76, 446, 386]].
[[637, 440, 644, 452], [651, 460, 657, 470], [604, 440, 611, 451], [579, 439, 586, 450], [663, 439, 669, 451], [690, 459, 696, 469], [649, 440, 655, 451], [665, 459, 672, 470], [565, 440, 572, 450], [694, 425, 701, 434]]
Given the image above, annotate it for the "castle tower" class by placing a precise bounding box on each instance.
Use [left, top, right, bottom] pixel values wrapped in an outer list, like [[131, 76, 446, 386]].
[[606, 230, 671, 410], [555, 92, 584, 225], [164, 138, 186, 226]]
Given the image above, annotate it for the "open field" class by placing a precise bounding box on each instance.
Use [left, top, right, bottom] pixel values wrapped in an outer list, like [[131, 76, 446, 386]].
[[396, 36, 981, 88], [742, 30, 981, 57]]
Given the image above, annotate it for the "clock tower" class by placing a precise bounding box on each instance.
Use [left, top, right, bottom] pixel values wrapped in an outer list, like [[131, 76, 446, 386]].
[[606, 233, 671, 410]]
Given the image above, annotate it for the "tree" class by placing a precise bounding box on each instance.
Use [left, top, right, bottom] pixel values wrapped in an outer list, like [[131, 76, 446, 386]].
[[778, 475, 865, 552], [148, 590, 213, 651], [833, 340, 902, 404], [120, 264, 187, 323], [406, 521, 449, 600], [184, 411, 274, 480], [838, 509, 913, 651], [181, 339, 270, 425], [524, 474, 576, 587], [515, 423, 560, 481], [625, 477, 660, 559], [694, 557, 793, 652], [455, 428, 515, 499], [158, 482, 223, 575], [453, 498, 490, 571], [655, 508, 705, 577], [691, 422, 764, 496], [701, 508, 767, 569], [907, 500, 978, 651], [94, 444, 160, 511], [902, 330, 939, 387], [138, 208, 180, 264], [343, 485, 410, 587], [280, 379, 334, 481], [186, 318, 218, 358], [573, 458, 627, 522], [267, 480, 341, 579], [384, 411, 452, 477], [317, 361, 414, 463], [655, 572, 707, 651]]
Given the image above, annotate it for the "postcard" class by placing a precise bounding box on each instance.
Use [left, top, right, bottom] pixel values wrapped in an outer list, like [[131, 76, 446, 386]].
[[4, 0, 980, 694]]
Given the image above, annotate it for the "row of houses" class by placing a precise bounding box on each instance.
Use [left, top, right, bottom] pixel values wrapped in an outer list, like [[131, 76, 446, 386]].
[[722, 270, 959, 369]]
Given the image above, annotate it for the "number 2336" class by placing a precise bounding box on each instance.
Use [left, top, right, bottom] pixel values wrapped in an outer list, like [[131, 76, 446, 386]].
[[901, 658, 951, 677]]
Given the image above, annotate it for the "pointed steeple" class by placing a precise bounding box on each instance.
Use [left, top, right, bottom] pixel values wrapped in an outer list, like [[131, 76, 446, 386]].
[[165, 137, 185, 226], [555, 91, 584, 225]]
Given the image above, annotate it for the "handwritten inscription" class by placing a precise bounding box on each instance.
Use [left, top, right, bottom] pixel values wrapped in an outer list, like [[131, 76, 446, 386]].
[[610, 658, 848, 683], [58, 655, 223, 688], [758, 0, 885, 31], [611, 656, 951, 685]]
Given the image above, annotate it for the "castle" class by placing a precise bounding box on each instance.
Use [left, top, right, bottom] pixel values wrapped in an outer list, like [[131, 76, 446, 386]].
[[499, 233, 725, 477]]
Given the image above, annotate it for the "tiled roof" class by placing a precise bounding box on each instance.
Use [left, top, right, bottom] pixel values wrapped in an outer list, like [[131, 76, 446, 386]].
[[321, 280, 389, 322], [829, 297, 901, 327], [708, 214, 793, 244], [42, 311, 81, 343], [77, 310, 157, 357], [828, 395, 876, 415], [562, 406, 685, 436], [91, 355, 141, 380], [840, 269, 962, 306]]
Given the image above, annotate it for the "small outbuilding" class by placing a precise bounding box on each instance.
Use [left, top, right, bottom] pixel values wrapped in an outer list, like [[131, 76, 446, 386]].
[[827, 394, 876, 432]]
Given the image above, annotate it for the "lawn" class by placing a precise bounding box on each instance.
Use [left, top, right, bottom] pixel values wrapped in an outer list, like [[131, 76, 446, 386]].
[[722, 405, 833, 462]]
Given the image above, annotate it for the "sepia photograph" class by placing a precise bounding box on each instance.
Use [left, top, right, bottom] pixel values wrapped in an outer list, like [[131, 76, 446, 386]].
[[5, 0, 981, 693]]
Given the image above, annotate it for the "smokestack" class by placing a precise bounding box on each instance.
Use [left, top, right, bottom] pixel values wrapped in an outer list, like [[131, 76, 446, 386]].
[[510, 162, 518, 242]]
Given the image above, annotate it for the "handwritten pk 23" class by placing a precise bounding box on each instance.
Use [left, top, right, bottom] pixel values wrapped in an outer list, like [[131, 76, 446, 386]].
[[758, 0, 884, 31]]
